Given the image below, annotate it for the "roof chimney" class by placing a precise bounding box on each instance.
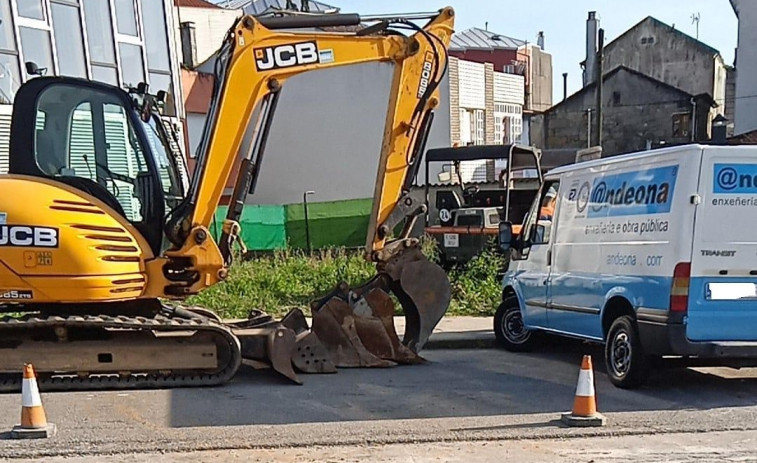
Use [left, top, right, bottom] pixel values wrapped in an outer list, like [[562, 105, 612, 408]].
[[180, 21, 197, 68], [584, 11, 599, 87], [537, 31, 545, 50]]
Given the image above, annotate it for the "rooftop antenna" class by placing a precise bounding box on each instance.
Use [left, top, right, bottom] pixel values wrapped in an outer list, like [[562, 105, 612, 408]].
[[691, 12, 701, 39], [485, 21, 488, 31]]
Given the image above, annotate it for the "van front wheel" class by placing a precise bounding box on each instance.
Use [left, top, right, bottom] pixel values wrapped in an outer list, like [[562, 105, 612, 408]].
[[605, 316, 650, 389], [494, 297, 540, 352]]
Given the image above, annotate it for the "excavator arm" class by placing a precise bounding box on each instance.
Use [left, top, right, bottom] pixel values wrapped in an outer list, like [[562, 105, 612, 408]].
[[144, 8, 457, 379], [161, 8, 452, 275]]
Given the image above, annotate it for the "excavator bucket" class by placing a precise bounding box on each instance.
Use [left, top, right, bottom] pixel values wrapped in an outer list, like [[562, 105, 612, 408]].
[[380, 246, 452, 352], [310, 245, 451, 366], [280, 308, 337, 374], [312, 298, 395, 368]]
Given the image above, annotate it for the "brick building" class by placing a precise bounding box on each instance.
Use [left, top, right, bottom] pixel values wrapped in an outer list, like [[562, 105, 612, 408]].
[[531, 66, 714, 156]]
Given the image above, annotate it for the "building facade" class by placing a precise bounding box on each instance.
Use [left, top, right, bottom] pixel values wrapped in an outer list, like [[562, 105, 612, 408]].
[[593, 16, 726, 131], [0, 0, 185, 173], [730, 0, 757, 135], [449, 27, 552, 113], [447, 56, 525, 182], [531, 66, 714, 157]]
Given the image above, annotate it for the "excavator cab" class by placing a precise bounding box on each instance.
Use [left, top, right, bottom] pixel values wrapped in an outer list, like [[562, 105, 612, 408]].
[[8, 77, 187, 256]]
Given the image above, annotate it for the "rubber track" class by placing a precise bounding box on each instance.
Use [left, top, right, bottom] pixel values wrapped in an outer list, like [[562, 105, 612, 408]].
[[0, 313, 242, 392]]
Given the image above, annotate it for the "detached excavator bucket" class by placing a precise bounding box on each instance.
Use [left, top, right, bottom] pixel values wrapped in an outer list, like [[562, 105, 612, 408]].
[[383, 247, 452, 352], [310, 245, 451, 367]]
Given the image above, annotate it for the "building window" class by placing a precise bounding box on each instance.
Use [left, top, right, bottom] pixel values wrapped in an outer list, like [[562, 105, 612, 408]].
[[672, 112, 691, 139], [118, 42, 145, 88], [140, 0, 172, 96], [474, 109, 485, 145], [114, 0, 138, 37], [91, 66, 118, 85], [19, 27, 53, 79], [140, 1, 169, 73], [459, 108, 471, 145], [82, 0, 116, 63], [495, 102, 523, 144], [0, 1, 19, 102], [17, 0, 45, 21], [51, 1, 87, 77]]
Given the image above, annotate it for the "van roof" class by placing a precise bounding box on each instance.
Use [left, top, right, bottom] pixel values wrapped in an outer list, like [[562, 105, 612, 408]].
[[544, 144, 707, 178]]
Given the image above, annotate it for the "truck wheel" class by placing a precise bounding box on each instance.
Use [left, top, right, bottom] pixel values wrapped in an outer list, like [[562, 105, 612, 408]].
[[494, 296, 540, 352], [605, 315, 650, 389]]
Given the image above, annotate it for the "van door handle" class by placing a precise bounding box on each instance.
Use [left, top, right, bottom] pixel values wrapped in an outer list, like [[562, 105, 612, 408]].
[[546, 249, 552, 266]]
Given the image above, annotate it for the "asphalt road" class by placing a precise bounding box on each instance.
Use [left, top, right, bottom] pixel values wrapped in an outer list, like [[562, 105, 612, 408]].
[[0, 341, 755, 459]]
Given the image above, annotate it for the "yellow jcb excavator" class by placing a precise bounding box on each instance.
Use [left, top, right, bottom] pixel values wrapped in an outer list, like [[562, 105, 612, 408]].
[[0, 7, 454, 390]]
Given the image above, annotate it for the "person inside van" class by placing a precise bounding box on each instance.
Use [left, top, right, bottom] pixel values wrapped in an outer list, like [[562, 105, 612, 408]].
[[539, 192, 556, 220], [534, 188, 557, 243]]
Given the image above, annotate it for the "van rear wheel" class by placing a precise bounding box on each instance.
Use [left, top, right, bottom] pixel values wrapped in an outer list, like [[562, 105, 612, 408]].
[[494, 296, 540, 352], [605, 316, 650, 389]]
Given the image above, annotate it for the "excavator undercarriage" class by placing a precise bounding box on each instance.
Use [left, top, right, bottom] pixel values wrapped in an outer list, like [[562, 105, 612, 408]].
[[0, 242, 449, 390]]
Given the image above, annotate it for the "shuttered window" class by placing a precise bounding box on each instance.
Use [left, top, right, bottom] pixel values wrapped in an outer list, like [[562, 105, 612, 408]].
[[66, 102, 147, 221], [0, 105, 11, 173]]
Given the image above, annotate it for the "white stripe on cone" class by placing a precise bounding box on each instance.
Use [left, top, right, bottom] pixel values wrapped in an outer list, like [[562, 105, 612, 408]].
[[575, 368, 595, 397], [22, 377, 43, 407]]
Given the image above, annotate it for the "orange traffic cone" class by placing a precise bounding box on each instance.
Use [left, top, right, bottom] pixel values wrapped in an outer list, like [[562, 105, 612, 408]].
[[10, 364, 56, 439], [560, 355, 606, 427]]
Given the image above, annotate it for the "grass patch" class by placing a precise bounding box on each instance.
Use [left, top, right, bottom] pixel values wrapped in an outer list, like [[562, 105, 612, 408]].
[[186, 239, 506, 319]]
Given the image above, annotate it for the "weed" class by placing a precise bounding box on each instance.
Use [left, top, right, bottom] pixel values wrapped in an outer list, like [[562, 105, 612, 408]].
[[186, 240, 506, 319]]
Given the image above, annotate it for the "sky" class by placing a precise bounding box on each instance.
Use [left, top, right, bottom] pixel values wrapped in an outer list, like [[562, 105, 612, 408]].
[[327, 0, 738, 100]]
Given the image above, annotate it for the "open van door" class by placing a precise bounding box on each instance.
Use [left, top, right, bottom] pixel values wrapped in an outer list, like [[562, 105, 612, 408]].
[[689, 146, 757, 342]]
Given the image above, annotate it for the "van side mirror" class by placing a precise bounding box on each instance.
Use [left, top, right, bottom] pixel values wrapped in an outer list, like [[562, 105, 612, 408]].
[[498, 221, 513, 252]]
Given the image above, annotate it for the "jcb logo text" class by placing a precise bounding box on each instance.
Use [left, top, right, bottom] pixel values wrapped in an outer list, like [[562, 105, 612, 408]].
[[255, 42, 319, 71], [0, 226, 59, 248]]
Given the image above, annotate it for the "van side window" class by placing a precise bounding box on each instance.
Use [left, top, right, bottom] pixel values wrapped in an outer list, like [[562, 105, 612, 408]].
[[522, 181, 559, 245]]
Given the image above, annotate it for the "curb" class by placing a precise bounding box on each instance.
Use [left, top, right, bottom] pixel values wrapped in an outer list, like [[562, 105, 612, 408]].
[[423, 334, 496, 350]]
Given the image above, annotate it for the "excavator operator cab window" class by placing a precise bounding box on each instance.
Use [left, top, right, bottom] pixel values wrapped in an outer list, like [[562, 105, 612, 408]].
[[34, 85, 152, 222]]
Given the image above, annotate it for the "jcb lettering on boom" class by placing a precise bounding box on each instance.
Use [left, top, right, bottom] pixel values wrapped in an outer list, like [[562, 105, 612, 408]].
[[254, 41, 319, 71]]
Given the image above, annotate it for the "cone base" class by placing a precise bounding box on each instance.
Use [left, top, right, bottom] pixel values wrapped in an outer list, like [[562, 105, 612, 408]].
[[560, 412, 606, 427], [10, 423, 56, 439]]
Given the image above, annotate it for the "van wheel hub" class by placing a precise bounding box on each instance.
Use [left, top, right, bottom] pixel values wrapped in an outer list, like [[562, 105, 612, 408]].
[[503, 309, 529, 344], [611, 332, 632, 376]]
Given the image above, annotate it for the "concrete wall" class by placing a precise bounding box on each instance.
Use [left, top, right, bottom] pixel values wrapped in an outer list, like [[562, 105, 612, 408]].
[[603, 18, 719, 98], [731, 0, 757, 135], [243, 62, 450, 205], [531, 68, 710, 157], [524, 44, 553, 112]]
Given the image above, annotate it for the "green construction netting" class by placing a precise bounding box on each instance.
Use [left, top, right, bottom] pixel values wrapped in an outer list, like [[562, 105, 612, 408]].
[[285, 198, 373, 249], [211, 205, 287, 251]]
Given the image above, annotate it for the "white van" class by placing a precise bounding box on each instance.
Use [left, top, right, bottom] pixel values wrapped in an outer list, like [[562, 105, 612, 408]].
[[496, 144, 757, 388]]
